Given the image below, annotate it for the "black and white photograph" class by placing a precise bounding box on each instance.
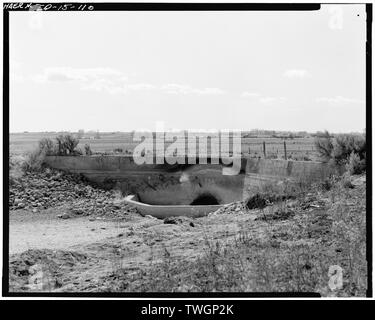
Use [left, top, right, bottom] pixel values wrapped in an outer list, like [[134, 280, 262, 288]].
[[2, 2, 371, 299]]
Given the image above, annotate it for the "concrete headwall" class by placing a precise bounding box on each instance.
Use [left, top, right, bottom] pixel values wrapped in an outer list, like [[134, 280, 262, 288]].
[[44, 155, 246, 205], [44, 156, 337, 205]]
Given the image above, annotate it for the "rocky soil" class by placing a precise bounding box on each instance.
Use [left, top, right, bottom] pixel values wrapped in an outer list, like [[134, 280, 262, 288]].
[[9, 167, 138, 218]]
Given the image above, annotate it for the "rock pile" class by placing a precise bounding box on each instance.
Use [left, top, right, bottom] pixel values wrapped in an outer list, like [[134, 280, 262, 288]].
[[10, 169, 103, 210], [68, 198, 139, 218], [9, 167, 138, 217]]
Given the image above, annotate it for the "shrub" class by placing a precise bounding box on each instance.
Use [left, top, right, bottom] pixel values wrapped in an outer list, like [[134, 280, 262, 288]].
[[246, 194, 268, 209], [315, 131, 366, 174], [38, 138, 56, 156], [84, 144, 93, 156], [55, 134, 80, 155], [346, 152, 366, 175], [332, 134, 366, 165], [314, 130, 333, 161], [56, 135, 67, 155], [113, 148, 123, 153], [22, 149, 46, 172], [9, 155, 26, 185], [20, 138, 56, 172]]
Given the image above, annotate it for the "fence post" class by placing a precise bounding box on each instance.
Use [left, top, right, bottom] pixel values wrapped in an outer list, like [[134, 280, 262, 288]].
[[263, 141, 266, 158], [284, 141, 287, 160]]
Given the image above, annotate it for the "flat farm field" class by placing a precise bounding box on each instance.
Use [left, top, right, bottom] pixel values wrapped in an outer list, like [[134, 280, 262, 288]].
[[9, 132, 318, 160]]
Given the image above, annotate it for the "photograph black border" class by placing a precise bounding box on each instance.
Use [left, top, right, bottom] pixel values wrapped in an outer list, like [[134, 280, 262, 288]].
[[2, 2, 372, 298]]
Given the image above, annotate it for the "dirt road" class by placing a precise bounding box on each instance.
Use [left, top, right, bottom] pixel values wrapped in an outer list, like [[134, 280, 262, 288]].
[[9, 205, 258, 292]]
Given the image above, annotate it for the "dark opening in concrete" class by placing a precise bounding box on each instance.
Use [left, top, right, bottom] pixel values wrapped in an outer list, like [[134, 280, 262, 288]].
[[190, 194, 219, 206]]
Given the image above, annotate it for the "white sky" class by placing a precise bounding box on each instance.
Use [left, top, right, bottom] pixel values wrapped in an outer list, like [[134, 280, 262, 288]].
[[9, 4, 366, 133]]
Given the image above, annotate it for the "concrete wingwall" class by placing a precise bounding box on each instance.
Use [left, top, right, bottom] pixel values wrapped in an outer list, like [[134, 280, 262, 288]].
[[246, 158, 335, 181], [243, 158, 339, 199], [44, 156, 338, 205]]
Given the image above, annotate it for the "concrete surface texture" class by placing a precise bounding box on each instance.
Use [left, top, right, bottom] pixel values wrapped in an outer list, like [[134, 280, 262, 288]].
[[123, 195, 222, 218]]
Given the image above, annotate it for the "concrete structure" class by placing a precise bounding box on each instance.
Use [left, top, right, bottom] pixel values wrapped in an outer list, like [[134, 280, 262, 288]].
[[44, 155, 247, 205], [124, 195, 222, 218], [44, 155, 339, 217]]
